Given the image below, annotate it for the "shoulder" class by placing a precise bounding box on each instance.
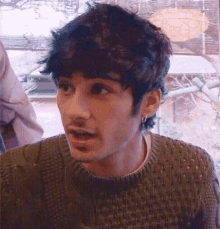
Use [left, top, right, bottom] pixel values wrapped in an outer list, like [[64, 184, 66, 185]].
[[151, 133, 215, 176], [0, 134, 66, 200], [0, 134, 65, 169], [0, 135, 64, 228]]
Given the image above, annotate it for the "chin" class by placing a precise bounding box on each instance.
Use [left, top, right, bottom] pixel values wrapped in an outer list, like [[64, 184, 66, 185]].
[[69, 146, 102, 162]]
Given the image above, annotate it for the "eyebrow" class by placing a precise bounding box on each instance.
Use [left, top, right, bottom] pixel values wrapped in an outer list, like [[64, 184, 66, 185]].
[[93, 74, 121, 84], [58, 73, 122, 85]]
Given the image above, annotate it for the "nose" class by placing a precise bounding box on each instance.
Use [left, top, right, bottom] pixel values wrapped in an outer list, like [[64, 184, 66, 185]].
[[63, 91, 90, 121]]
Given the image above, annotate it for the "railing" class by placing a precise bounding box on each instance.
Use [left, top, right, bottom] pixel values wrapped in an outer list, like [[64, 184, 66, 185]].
[[0, 35, 50, 51]]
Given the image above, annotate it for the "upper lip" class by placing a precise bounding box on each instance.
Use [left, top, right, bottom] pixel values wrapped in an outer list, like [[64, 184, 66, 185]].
[[67, 128, 96, 135]]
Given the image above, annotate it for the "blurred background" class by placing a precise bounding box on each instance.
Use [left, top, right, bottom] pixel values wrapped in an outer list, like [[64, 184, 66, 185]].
[[0, 0, 220, 174]]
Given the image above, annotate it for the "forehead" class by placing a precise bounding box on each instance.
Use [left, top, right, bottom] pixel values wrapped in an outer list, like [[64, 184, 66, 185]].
[[59, 71, 121, 83]]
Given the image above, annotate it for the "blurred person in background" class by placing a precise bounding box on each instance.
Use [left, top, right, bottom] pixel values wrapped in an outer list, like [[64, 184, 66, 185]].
[[0, 40, 43, 154], [1, 3, 220, 228]]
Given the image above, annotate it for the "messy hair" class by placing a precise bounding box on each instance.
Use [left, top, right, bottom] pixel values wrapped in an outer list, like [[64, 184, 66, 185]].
[[40, 3, 172, 130]]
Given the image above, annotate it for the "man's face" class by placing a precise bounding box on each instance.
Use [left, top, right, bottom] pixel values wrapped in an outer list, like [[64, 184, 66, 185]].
[[57, 71, 143, 163]]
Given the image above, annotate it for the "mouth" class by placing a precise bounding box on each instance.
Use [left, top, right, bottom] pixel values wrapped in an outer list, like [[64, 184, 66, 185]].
[[69, 130, 97, 141]]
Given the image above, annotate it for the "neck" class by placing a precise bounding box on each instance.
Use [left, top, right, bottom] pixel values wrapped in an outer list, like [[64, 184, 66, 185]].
[[82, 132, 148, 178]]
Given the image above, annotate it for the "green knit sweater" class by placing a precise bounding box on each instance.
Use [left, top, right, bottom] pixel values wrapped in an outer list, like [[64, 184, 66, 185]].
[[1, 133, 220, 228]]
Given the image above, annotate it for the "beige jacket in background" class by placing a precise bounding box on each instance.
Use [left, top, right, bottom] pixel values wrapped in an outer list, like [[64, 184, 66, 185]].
[[0, 40, 43, 149]]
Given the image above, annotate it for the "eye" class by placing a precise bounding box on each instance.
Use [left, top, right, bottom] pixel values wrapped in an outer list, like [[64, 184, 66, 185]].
[[58, 82, 74, 94], [91, 83, 111, 95]]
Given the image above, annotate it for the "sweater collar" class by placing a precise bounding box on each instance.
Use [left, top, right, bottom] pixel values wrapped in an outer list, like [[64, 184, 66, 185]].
[[58, 131, 161, 187]]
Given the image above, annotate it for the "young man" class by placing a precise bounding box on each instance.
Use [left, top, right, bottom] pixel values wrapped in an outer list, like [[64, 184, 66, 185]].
[[1, 3, 220, 228]]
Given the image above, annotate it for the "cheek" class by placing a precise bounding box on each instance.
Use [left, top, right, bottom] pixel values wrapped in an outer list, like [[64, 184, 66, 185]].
[[92, 102, 116, 131], [57, 94, 62, 114], [57, 93, 63, 110], [57, 93, 71, 113], [95, 100, 133, 135], [57, 94, 69, 122]]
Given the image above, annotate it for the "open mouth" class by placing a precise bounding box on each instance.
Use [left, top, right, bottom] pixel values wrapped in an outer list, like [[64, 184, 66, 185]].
[[70, 131, 96, 141], [76, 146, 87, 151]]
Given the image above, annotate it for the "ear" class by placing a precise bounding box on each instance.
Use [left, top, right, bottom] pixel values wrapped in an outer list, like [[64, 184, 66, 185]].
[[141, 89, 161, 118]]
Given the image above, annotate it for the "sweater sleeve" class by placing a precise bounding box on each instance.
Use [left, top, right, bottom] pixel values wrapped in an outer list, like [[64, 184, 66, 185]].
[[191, 147, 220, 229], [201, 167, 220, 228]]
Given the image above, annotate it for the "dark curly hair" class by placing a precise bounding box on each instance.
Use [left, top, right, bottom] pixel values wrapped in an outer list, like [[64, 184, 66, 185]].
[[40, 3, 172, 130]]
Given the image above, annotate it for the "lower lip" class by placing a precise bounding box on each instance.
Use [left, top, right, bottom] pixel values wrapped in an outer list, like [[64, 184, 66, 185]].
[[68, 132, 98, 147]]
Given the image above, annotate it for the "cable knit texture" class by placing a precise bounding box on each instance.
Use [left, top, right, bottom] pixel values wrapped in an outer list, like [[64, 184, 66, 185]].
[[1, 133, 220, 228]]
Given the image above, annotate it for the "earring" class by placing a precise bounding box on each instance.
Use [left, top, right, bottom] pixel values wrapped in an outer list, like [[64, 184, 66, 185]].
[[142, 116, 147, 124]]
